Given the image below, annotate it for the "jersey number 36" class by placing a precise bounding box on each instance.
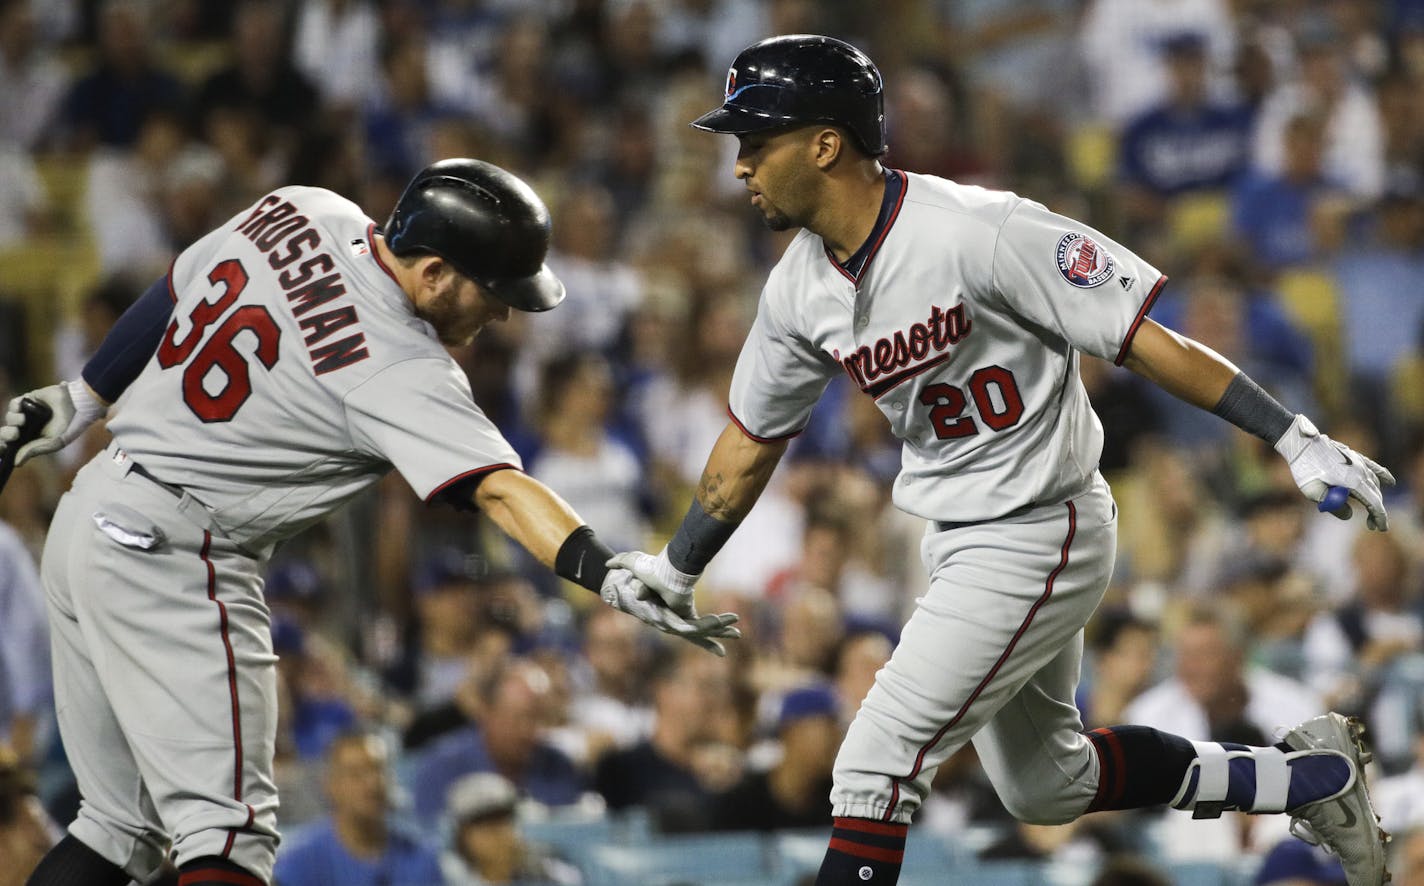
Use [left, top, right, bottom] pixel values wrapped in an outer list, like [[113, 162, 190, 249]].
[[156, 259, 281, 423]]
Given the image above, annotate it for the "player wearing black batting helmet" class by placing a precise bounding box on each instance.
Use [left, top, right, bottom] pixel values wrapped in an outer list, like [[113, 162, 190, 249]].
[[691, 34, 887, 157], [384, 158, 566, 312]]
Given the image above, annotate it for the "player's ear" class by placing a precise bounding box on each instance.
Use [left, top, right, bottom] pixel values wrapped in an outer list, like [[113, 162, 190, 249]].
[[417, 255, 451, 287], [812, 127, 843, 170]]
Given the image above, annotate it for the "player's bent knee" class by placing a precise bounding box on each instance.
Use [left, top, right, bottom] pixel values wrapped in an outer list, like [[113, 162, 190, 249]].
[[997, 784, 1085, 826]]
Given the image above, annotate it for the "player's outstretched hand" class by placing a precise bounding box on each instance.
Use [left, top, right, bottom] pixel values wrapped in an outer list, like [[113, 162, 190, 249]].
[[1275, 414, 1396, 531], [0, 382, 98, 466], [599, 567, 740, 656], [606, 549, 698, 616]]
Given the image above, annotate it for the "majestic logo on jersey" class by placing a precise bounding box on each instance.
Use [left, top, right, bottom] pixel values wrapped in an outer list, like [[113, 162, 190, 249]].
[[840, 303, 972, 398], [1056, 233, 1116, 288]]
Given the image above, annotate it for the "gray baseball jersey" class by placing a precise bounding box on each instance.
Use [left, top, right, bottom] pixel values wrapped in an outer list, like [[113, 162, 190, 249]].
[[43, 185, 524, 882], [726, 169, 1165, 824], [107, 186, 521, 551], [728, 170, 1164, 522]]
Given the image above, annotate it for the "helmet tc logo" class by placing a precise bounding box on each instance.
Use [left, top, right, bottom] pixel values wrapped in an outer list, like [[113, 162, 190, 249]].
[[726, 68, 738, 97]]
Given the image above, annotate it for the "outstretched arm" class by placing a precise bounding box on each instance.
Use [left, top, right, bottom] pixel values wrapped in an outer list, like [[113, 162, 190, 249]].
[[1, 274, 173, 465], [1122, 318, 1394, 529], [473, 468, 739, 654], [612, 420, 789, 613]]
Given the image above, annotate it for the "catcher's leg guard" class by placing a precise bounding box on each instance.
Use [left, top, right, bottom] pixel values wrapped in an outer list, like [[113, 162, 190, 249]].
[[1170, 739, 1354, 819]]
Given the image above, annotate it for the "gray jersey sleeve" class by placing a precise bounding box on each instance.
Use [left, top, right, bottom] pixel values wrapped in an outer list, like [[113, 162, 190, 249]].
[[727, 281, 837, 440], [344, 357, 522, 502], [989, 199, 1167, 365]]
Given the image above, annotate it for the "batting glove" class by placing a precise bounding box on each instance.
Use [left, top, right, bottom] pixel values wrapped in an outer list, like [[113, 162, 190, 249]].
[[599, 567, 740, 657], [1275, 414, 1396, 531], [606, 549, 699, 616], [0, 381, 106, 466]]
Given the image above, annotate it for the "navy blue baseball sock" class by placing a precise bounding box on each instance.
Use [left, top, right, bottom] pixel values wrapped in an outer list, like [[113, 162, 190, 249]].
[[814, 817, 907, 885], [1085, 725, 1198, 810], [177, 856, 265, 886], [24, 834, 131, 886], [1087, 726, 1353, 818]]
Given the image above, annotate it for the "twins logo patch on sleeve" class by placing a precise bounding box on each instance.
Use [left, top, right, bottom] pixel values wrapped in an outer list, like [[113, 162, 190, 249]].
[[1055, 232, 1116, 288]]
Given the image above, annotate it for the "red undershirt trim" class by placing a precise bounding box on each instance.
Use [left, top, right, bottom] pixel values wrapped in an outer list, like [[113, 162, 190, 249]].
[[726, 407, 802, 444], [425, 463, 520, 503], [1112, 274, 1168, 366]]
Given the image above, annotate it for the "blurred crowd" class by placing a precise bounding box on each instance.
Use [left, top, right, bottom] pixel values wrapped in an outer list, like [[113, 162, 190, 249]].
[[1, 0, 1424, 884]]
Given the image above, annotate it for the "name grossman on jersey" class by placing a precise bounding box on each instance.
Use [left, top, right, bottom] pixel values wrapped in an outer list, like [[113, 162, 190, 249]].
[[236, 194, 371, 375]]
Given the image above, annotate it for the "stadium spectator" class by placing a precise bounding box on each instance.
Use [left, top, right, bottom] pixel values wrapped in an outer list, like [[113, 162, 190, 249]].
[[1375, 727, 1424, 836], [292, 0, 381, 111], [569, 604, 655, 756], [1232, 110, 1350, 273], [0, 746, 54, 886], [0, 518, 48, 764], [411, 658, 585, 824], [1079, 0, 1238, 125], [363, 32, 464, 179], [408, 549, 488, 708], [594, 644, 734, 831], [1251, 25, 1385, 200], [833, 631, 892, 724], [1253, 838, 1347, 885], [0, 0, 68, 150], [1118, 31, 1253, 220], [58, 0, 184, 150], [1081, 611, 1158, 729], [274, 730, 445, 886], [439, 772, 582, 886], [525, 355, 650, 553], [712, 683, 839, 831], [1124, 607, 1322, 745]]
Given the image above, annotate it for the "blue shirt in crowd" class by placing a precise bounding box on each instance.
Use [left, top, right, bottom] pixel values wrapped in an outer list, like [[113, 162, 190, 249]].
[[410, 724, 585, 824], [1119, 102, 1254, 196], [1332, 247, 1424, 378], [273, 818, 444, 886], [1232, 172, 1334, 270]]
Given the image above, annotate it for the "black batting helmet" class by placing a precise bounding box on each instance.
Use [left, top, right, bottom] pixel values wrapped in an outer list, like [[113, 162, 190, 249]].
[[384, 158, 565, 312], [691, 34, 886, 156]]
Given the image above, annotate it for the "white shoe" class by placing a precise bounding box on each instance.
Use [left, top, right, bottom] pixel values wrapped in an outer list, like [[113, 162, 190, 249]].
[[1282, 713, 1391, 885]]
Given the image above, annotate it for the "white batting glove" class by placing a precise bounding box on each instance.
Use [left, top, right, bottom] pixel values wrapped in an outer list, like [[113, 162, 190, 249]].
[[606, 548, 699, 616], [599, 567, 739, 657], [1274, 414, 1396, 531], [0, 381, 106, 466]]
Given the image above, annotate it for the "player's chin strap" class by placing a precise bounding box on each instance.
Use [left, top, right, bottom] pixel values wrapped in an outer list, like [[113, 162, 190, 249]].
[[1170, 741, 1296, 819]]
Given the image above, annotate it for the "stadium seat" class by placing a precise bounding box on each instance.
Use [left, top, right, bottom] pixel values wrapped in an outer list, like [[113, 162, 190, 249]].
[[580, 833, 775, 886]]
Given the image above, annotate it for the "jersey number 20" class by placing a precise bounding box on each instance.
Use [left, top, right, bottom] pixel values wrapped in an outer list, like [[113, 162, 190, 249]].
[[919, 365, 1025, 439], [157, 259, 281, 423]]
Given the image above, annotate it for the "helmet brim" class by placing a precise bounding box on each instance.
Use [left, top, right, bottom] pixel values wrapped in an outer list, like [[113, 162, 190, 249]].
[[482, 264, 566, 313], [690, 104, 801, 135]]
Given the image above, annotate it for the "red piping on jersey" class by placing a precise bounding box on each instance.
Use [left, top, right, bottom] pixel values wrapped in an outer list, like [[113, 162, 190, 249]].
[[165, 259, 178, 303], [1112, 274, 1168, 366], [200, 531, 245, 855], [825, 169, 909, 286], [726, 406, 803, 444], [367, 223, 401, 285], [882, 500, 1078, 822], [425, 463, 521, 504]]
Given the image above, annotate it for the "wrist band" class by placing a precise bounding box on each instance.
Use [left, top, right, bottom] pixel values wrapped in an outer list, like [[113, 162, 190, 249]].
[[555, 525, 614, 593], [667, 499, 739, 575], [1212, 372, 1294, 444]]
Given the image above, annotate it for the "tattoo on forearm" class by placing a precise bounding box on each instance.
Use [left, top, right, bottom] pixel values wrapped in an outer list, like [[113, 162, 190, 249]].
[[696, 470, 736, 520]]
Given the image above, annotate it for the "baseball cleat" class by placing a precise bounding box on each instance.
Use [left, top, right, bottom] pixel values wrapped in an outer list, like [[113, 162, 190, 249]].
[[1282, 714, 1391, 885]]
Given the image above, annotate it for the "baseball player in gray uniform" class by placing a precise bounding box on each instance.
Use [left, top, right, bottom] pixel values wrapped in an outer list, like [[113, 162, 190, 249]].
[[613, 36, 1397, 886], [0, 159, 737, 886]]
